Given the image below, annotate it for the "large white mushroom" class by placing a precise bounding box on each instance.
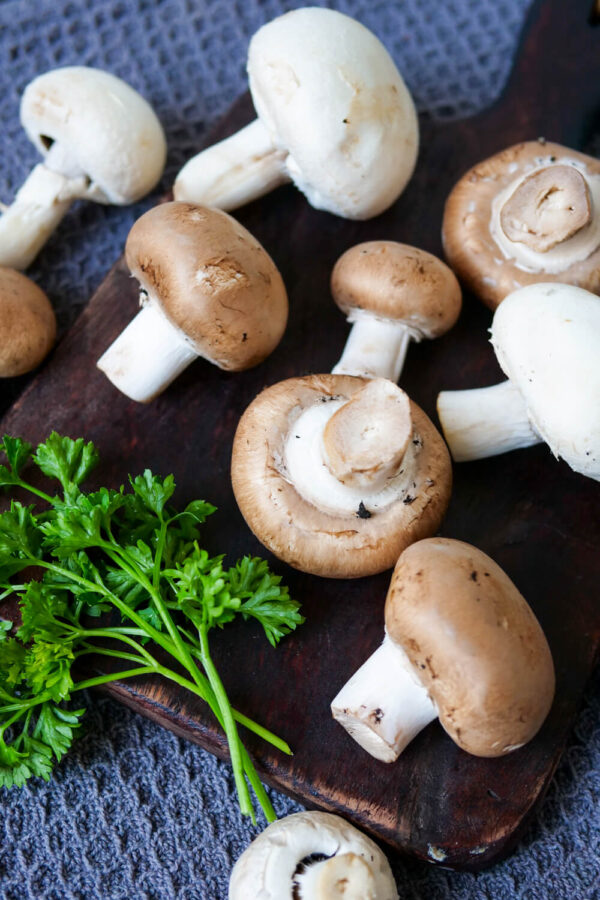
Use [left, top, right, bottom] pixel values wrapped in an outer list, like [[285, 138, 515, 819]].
[[229, 811, 398, 900], [174, 7, 418, 220], [0, 67, 167, 270], [436, 282, 600, 480]]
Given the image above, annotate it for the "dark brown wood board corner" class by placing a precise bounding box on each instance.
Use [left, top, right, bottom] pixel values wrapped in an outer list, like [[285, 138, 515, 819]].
[[1, 0, 599, 872]]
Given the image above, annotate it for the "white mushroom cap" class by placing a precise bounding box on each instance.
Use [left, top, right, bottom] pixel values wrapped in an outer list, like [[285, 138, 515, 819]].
[[491, 283, 600, 477], [21, 66, 167, 204], [247, 8, 418, 219], [174, 8, 418, 220], [229, 811, 398, 900], [0, 67, 166, 271], [436, 282, 600, 480]]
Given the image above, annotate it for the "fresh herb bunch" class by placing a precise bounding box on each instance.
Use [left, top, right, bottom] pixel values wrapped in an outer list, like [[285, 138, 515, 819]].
[[0, 433, 303, 822]]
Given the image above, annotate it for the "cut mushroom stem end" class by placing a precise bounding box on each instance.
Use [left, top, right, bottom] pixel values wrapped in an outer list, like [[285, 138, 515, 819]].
[[437, 378, 541, 462], [322, 379, 412, 490], [331, 633, 436, 763], [499, 164, 592, 253], [97, 300, 198, 403], [331, 312, 414, 382], [295, 852, 377, 899], [173, 118, 289, 210]]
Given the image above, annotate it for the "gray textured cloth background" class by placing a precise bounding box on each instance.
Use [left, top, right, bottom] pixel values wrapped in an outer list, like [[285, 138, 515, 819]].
[[0, 0, 599, 898]]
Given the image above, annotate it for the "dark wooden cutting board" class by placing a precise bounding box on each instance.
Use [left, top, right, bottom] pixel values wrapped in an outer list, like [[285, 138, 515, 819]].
[[1, 0, 599, 872]]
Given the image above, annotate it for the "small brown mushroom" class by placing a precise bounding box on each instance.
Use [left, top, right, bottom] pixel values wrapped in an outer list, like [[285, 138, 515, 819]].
[[332, 537, 555, 761], [443, 140, 600, 309], [330, 242, 461, 381], [97, 201, 288, 402], [231, 375, 451, 578], [0, 267, 56, 376]]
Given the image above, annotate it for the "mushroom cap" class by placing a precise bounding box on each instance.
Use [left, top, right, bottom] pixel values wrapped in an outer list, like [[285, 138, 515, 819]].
[[247, 8, 418, 220], [21, 66, 167, 204], [442, 140, 600, 310], [229, 811, 398, 900], [231, 374, 451, 578], [125, 201, 288, 371], [331, 241, 462, 338], [0, 267, 56, 376], [385, 538, 555, 757], [490, 282, 600, 480]]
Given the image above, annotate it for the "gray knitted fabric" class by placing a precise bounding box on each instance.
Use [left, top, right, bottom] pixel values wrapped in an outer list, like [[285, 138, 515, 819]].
[[1, 1, 600, 898]]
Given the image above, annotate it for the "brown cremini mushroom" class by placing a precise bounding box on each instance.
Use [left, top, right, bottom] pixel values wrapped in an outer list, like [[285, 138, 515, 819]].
[[331, 242, 461, 381], [331, 538, 555, 762], [443, 140, 600, 309], [231, 375, 451, 578], [0, 267, 56, 376], [97, 202, 288, 402]]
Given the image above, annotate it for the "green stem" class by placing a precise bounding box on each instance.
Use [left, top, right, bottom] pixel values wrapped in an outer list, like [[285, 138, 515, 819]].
[[75, 646, 151, 668], [74, 667, 157, 691], [70, 628, 158, 667], [11, 479, 54, 505], [197, 623, 254, 821], [152, 518, 168, 591]]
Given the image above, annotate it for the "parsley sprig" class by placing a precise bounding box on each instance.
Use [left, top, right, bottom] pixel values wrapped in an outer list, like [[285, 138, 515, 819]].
[[0, 433, 303, 822]]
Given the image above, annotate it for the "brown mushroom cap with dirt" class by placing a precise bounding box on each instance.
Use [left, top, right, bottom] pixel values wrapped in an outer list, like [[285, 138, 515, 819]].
[[97, 201, 288, 402], [331, 241, 461, 381], [231, 374, 452, 579], [0, 267, 56, 376], [442, 140, 600, 310], [332, 537, 555, 762]]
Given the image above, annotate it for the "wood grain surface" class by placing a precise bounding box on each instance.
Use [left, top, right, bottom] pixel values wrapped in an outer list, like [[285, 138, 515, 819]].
[[1, 0, 599, 871]]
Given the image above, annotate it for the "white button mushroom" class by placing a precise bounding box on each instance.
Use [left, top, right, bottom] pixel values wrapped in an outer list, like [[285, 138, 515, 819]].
[[174, 7, 418, 220], [0, 267, 56, 376], [332, 538, 555, 763], [231, 375, 452, 578], [436, 282, 600, 480], [0, 67, 167, 270], [97, 201, 288, 402], [443, 140, 600, 309], [229, 811, 398, 900], [331, 242, 461, 381]]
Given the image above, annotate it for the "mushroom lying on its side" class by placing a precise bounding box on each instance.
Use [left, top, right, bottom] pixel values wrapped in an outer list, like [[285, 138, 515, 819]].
[[229, 811, 398, 900], [0, 67, 167, 271], [331, 538, 555, 762], [436, 282, 600, 480], [97, 202, 288, 402], [331, 242, 461, 381], [174, 7, 418, 220], [231, 375, 451, 578], [443, 140, 600, 309], [0, 267, 56, 376]]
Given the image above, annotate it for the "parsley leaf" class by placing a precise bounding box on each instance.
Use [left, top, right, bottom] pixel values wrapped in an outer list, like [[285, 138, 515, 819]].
[[0, 433, 302, 823]]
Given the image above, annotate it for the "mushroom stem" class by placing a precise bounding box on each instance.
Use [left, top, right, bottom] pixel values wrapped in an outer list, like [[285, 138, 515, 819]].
[[295, 853, 376, 899], [0, 151, 89, 270], [331, 633, 437, 763], [173, 118, 289, 210], [437, 379, 541, 462], [97, 300, 198, 403], [284, 381, 419, 516], [331, 312, 413, 381]]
